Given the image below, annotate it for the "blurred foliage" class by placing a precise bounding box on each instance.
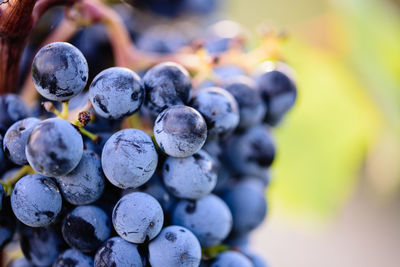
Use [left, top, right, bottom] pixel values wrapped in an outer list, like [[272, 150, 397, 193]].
[[229, 0, 400, 219]]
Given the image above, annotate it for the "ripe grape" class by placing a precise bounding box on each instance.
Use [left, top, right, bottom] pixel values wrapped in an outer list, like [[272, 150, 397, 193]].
[[56, 150, 105, 205], [154, 105, 207, 157], [25, 118, 83, 177], [101, 129, 158, 189], [89, 67, 144, 120], [112, 192, 164, 243], [0, 94, 29, 134], [62, 205, 111, 252], [149, 225, 202, 267], [143, 62, 192, 118], [191, 87, 239, 139], [172, 194, 232, 248], [32, 42, 88, 101], [11, 174, 62, 227], [163, 150, 217, 199], [3, 117, 41, 165]]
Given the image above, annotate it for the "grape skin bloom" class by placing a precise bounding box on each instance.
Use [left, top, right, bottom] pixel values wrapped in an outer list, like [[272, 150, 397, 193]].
[[32, 42, 88, 101], [112, 192, 164, 243], [154, 105, 207, 157], [149, 225, 202, 267], [3, 117, 41, 165], [56, 150, 105, 205], [102, 129, 158, 189], [163, 149, 217, 199], [25, 118, 83, 177], [11, 174, 62, 227], [89, 67, 144, 120]]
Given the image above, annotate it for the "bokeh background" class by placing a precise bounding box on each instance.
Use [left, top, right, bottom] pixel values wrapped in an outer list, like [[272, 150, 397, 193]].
[[223, 0, 400, 266]]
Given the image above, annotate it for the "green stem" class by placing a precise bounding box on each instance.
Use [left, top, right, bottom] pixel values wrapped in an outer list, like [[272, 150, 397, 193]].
[[1, 165, 35, 195]]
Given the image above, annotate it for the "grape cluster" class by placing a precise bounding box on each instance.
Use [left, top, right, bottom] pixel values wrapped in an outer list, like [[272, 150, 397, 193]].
[[1, 23, 296, 266]]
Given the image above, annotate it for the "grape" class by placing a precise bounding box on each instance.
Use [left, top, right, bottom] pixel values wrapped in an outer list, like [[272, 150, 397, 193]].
[[210, 251, 253, 267], [0, 94, 29, 134], [172, 194, 232, 248], [53, 249, 94, 267], [163, 150, 217, 199], [56, 150, 105, 205], [62, 205, 111, 252], [112, 192, 164, 243], [3, 117, 41, 165], [149, 225, 201, 267], [94, 236, 143, 267], [101, 129, 158, 189], [154, 105, 207, 157], [224, 125, 275, 177], [19, 224, 66, 266], [89, 67, 144, 120], [255, 61, 297, 125], [191, 87, 239, 139], [143, 62, 192, 118], [11, 174, 62, 227], [224, 76, 266, 129], [223, 179, 267, 234], [26, 118, 83, 177], [205, 20, 245, 55], [32, 42, 88, 101]]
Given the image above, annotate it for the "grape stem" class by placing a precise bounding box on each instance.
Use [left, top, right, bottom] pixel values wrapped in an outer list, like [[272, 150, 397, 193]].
[[1, 165, 36, 195]]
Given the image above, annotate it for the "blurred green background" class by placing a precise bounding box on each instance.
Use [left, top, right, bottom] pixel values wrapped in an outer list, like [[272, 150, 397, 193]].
[[225, 0, 400, 218], [224, 0, 400, 265]]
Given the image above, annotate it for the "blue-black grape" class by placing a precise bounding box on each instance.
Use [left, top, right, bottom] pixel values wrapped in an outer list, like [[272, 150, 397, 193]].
[[26, 118, 83, 177], [19, 224, 66, 266], [148, 225, 202, 267], [89, 67, 144, 120], [163, 149, 217, 199], [210, 251, 253, 267], [3, 117, 41, 165], [53, 249, 94, 267], [101, 129, 158, 189], [143, 62, 192, 119], [191, 87, 239, 139], [62, 205, 111, 252], [0, 94, 29, 134], [242, 248, 268, 267], [172, 194, 232, 247], [56, 150, 105, 205], [32, 42, 88, 101], [94, 236, 143, 267], [224, 125, 275, 177], [255, 61, 297, 125], [112, 192, 164, 243], [154, 105, 207, 157], [11, 174, 62, 227], [224, 76, 266, 129], [223, 179, 267, 234]]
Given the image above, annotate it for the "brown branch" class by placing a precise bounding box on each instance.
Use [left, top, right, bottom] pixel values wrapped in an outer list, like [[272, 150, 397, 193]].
[[0, 0, 80, 96]]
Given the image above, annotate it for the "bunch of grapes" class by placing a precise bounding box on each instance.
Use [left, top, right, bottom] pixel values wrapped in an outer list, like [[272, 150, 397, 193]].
[[0, 1, 297, 267]]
